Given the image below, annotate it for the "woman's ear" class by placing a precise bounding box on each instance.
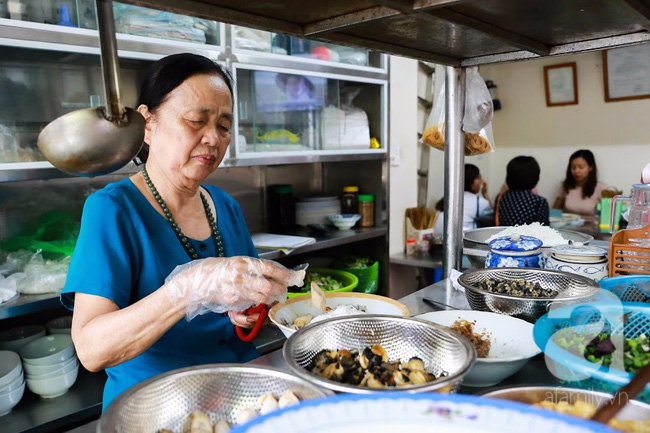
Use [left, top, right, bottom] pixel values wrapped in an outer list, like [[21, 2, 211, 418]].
[[137, 104, 154, 142]]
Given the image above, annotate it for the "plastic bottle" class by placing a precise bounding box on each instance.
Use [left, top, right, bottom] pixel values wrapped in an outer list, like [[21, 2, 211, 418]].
[[341, 186, 359, 214], [358, 194, 374, 228]]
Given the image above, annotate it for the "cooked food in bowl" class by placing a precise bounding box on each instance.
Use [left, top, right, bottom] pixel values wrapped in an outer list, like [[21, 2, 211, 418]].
[[534, 400, 649, 432], [477, 278, 558, 298], [292, 304, 366, 330], [449, 319, 491, 358], [310, 345, 443, 389], [158, 390, 301, 433]]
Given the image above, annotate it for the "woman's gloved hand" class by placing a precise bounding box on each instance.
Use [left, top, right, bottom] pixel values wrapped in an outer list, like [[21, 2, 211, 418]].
[[163, 256, 305, 320]]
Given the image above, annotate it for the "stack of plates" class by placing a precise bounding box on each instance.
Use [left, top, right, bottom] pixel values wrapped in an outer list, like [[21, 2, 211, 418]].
[[296, 196, 341, 226], [46, 316, 72, 335], [0, 351, 25, 416], [20, 335, 79, 398]]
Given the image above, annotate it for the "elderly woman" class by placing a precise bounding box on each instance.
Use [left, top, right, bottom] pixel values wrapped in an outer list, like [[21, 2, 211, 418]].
[[61, 54, 302, 411]]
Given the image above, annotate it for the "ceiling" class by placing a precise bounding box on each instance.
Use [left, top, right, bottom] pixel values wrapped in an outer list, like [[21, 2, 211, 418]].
[[127, 0, 650, 65]]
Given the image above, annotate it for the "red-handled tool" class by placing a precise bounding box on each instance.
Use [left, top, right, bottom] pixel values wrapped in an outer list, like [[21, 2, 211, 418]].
[[235, 304, 269, 342]]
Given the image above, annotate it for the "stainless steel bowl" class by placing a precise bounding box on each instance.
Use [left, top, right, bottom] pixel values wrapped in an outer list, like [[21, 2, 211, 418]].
[[97, 364, 332, 433], [458, 268, 600, 323], [481, 386, 650, 422], [463, 227, 594, 269], [283, 314, 476, 394]]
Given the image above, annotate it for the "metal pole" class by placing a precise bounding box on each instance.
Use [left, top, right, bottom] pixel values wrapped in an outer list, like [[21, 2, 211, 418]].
[[96, 0, 123, 120], [442, 66, 465, 280]]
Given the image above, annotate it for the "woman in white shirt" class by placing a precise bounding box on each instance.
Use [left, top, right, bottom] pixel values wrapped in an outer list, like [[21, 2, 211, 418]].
[[434, 164, 493, 234]]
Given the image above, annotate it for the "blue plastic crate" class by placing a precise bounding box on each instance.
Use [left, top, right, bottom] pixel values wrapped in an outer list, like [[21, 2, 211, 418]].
[[533, 301, 650, 403], [599, 276, 650, 303]]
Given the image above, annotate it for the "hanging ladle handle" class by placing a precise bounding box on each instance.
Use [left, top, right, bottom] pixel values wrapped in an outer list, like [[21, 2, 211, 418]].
[[96, 0, 124, 121]]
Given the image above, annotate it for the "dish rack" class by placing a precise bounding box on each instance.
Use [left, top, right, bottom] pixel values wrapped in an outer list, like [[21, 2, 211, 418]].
[[533, 302, 650, 403], [609, 225, 650, 277]]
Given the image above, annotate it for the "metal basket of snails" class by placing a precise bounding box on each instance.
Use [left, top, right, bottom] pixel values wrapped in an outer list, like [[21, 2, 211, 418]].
[[96, 364, 332, 433], [458, 268, 601, 323], [282, 314, 476, 394]]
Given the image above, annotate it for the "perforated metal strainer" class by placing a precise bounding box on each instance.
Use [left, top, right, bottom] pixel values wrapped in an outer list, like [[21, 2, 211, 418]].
[[459, 268, 600, 323], [96, 364, 332, 433], [282, 315, 476, 394]]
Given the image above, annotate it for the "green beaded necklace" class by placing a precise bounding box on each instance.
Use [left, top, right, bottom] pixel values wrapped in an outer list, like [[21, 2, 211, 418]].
[[141, 166, 224, 260]]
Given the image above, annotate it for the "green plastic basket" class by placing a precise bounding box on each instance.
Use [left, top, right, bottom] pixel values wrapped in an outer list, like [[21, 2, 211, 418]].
[[334, 261, 379, 294], [287, 268, 358, 298]]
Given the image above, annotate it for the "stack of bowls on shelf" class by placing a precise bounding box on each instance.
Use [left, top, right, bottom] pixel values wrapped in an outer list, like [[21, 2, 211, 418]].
[[296, 196, 341, 226], [0, 351, 25, 416], [0, 325, 46, 352], [45, 316, 73, 335], [20, 335, 79, 398]]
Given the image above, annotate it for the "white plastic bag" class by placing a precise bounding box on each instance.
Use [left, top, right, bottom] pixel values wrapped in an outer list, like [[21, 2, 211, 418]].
[[17, 251, 70, 294], [422, 81, 495, 156], [463, 67, 493, 133]]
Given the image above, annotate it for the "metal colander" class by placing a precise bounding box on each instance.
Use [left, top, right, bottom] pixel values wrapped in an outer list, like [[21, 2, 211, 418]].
[[459, 268, 600, 323], [96, 364, 332, 433], [282, 315, 476, 394]]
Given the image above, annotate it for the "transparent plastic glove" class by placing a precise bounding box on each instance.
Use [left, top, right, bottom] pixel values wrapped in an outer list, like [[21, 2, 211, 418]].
[[164, 256, 305, 321]]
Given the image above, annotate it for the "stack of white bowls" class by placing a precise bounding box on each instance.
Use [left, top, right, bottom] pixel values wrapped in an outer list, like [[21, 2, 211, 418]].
[[20, 335, 79, 398], [45, 316, 73, 335], [296, 196, 341, 226], [0, 325, 46, 352], [0, 351, 25, 416]]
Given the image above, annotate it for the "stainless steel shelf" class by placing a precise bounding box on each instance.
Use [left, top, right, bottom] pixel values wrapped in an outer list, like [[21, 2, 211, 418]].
[[0, 293, 63, 320], [389, 251, 443, 269], [3, 368, 106, 433], [257, 226, 387, 260]]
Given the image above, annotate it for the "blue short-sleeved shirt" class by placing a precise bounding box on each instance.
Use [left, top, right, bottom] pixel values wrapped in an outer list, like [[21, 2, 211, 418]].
[[61, 178, 259, 411]]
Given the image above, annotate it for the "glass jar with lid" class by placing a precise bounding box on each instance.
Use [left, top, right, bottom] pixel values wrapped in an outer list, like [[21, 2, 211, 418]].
[[358, 194, 374, 228], [341, 185, 359, 214]]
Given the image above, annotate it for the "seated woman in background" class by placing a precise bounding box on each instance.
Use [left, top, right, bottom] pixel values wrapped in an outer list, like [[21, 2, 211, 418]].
[[463, 164, 493, 230], [432, 164, 493, 234], [553, 149, 607, 216], [497, 156, 550, 226]]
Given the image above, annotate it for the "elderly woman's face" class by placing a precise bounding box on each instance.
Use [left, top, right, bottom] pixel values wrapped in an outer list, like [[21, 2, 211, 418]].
[[141, 73, 232, 182]]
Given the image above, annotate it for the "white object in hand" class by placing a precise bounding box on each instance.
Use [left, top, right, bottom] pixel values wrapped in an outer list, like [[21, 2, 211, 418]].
[[311, 281, 327, 312]]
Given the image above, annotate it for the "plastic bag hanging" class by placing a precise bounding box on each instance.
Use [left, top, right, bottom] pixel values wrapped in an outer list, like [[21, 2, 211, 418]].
[[422, 78, 495, 156], [463, 67, 493, 133]]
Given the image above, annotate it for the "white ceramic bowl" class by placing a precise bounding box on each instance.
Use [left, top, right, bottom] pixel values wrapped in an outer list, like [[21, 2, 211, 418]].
[[269, 292, 410, 338], [328, 214, 362, 230], [22, 352, 77, 377], [0, 326, 46, 352], [26, 358, 78, 380], [0, 351, 22, 389], [20, 335, 75, 366], [0, 382, 24, 416], [45, 316, 72, 335], [26, 364, 78, 398], [0, 375, 24, 394], [416, 310, 541, 387]]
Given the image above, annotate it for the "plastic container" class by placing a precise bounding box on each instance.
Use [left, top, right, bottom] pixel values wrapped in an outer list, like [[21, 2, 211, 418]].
[[406, 238, 416, 255], [341, 186, 359, 215], [358, 194, 374, 228], [267, 184, 295, 233]]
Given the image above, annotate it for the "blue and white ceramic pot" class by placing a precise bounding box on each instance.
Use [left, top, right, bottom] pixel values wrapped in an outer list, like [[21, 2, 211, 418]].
[[485, 235, 545, 269], [544, 244, 608, 282]]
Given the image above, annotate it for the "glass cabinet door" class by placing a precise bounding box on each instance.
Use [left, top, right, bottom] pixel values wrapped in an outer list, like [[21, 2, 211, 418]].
[[0, 45, 152, 163], [1, 1, 221, 46], [235, 67, 385, 155], [232, 26, 383, 69]]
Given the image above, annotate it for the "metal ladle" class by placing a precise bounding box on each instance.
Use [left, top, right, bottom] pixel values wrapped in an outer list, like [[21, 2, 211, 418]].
[[37, 0, 144, 177]]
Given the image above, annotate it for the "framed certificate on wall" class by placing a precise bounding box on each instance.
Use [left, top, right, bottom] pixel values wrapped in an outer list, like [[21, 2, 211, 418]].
[[603, 44, 650, 102], [543, 62, 578, 107]]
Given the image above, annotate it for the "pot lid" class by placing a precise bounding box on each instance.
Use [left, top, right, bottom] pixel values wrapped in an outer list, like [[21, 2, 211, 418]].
[[550, 243, 607, 257], [488, 235, 542, 252]]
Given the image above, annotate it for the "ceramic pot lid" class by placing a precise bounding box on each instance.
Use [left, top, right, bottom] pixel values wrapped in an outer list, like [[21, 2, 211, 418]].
[[550, 244, 607, 258], [488, 235, 542, 252]]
